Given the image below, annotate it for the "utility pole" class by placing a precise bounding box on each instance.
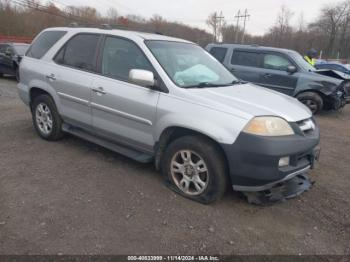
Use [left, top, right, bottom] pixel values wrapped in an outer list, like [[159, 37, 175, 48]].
[[241, 9, 250, 44], [214, 11, 225, 42], [234, 9, 250, 44], [234, 10, 241, 43]]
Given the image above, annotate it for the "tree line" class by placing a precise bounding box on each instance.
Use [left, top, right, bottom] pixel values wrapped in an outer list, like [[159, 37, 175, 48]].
[[1, 0, 350, 59], [0, 0, 212, 47], [211, 1, 350, 59]]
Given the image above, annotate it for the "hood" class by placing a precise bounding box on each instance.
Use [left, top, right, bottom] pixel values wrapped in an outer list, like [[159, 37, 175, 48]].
[[315, 69, 350, 81], [186, 83, 312, 122]]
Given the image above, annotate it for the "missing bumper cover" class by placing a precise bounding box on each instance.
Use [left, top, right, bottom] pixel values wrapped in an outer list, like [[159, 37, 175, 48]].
[[242, 173, 313, 205]]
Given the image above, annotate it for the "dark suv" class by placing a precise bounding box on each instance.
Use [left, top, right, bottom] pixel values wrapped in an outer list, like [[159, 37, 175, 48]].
[[0, 42, 29, 81], [206, 44, 348, 114]]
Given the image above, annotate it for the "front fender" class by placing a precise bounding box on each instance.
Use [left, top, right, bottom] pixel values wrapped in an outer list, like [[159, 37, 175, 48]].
[[154, 95, 249, 145], [295, 76, 340, 96]]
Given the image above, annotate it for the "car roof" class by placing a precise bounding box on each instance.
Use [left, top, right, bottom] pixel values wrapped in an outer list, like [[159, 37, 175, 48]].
[[42, 27, 193, 44], [207, 43, 298, 54]]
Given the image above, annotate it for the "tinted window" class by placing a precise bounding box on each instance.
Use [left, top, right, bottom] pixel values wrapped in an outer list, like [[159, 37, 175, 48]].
[[231, 51, 260, 67], [55, 34, 100, 72], [209, 47, 228, 63], [263, 53, 292, 71], [101, 36, 153, 81], [27, 31, 66, 59]]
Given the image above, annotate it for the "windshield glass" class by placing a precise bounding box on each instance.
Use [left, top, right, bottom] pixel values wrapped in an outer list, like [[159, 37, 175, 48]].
[[289, 51, 315, 72], [13, 44, 29, 55], [145, 41, 237, 88]]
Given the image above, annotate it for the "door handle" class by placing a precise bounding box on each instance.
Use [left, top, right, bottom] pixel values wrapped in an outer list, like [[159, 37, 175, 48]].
[[46, 74, 56, 81], [263, 73, 272, 78], [92, 87, 107, 95]]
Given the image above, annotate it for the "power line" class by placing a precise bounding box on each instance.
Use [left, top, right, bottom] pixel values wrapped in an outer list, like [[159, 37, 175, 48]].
[[12, 0, 97, 26]]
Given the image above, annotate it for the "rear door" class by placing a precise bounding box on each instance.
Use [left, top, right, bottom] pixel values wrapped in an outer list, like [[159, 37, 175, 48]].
[[91, 36, 160, 152], [258, 52, 298, 95], [50, 33, 102, 130], [228, 49, 262, 84]]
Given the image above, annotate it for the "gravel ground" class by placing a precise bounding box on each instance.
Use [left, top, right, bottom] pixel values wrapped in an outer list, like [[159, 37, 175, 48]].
[[0, 77, 349, 255]]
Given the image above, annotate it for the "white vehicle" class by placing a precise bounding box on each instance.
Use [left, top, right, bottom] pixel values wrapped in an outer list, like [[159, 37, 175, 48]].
[[18, 27, 320, 204]]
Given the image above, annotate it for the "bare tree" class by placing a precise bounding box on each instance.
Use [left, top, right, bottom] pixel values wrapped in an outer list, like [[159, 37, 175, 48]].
[[206, 12, 219, 42]]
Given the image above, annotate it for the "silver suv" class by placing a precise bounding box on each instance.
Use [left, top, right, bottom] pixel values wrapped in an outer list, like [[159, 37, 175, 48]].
[[18, 27, 320, 204]]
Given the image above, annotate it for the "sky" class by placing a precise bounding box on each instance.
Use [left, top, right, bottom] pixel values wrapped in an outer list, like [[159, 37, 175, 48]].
[[50, 0, 343, 35]]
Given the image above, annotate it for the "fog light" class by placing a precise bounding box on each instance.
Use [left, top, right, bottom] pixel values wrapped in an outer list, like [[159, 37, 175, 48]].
[[279, 157, 290, 167]]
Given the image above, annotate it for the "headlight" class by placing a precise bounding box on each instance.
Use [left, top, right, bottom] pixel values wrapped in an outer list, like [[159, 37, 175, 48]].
[[243, 116, 295, 136]]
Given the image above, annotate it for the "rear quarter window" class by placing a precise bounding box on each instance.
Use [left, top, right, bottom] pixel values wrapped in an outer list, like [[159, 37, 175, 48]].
[[209, 47, 228, 63], [26, 31, 67, 59], [231, 50, 261, 67]]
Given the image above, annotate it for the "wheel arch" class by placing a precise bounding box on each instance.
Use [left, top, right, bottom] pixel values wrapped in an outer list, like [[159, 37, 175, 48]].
[[28, 82, 61, 112], [154, 126, 230, 175]]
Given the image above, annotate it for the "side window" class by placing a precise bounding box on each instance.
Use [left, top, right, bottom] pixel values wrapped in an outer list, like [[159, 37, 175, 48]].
[[26, 31, 66, 59], [55, 34, 100, 72], [209, 47, 228, 63], [263, 53, 293, 71], [231, 51, 260, 67], [101, 36, 153, 82]]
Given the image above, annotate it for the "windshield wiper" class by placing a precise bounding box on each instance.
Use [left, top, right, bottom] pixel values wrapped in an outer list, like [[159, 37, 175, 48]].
[[183, 80, 245, 89], [182, 82, 224, 88]]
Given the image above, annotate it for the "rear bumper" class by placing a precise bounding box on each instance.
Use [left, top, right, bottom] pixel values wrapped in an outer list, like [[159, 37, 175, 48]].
[[221, 124, 320, 192]]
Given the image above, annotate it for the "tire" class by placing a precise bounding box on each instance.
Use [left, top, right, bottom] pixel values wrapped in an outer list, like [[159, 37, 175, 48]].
[[31, 94, 64, 141], [161, 135, 228, 204], [297, 92, 323, 114]]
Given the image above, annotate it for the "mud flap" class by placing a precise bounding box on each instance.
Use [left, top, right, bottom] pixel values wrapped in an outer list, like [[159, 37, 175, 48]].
[[242, 173, 313, 205]]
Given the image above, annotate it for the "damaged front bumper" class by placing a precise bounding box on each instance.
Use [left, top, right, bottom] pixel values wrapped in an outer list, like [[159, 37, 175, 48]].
[[221, 121, 320, 204]]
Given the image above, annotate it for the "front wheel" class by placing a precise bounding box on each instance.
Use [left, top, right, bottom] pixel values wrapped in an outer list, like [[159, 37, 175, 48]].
[[32, 94, 64, 141], [161, 136, 228, 204], [297, 92, 324, 114]]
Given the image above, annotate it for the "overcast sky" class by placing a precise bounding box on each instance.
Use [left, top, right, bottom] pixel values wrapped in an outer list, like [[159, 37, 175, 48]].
[[52, 0, 342, 35]]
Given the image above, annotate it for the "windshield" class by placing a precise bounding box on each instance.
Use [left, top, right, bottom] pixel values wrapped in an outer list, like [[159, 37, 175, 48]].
[[289, 51, 315, 72], [145, 41, 237, 88], [13, 44, 29, 55]]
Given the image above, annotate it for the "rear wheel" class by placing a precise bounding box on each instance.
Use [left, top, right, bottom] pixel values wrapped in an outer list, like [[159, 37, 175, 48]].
[[32, 94, 64, 141], [297, 92, 323, 114], [161, 135, 228, 204]]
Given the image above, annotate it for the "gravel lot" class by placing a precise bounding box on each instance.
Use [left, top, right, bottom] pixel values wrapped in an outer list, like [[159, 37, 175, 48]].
[[0, 77, 349, 255]]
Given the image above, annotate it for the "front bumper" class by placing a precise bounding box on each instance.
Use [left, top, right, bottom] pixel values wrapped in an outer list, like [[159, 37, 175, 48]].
[[221, 123, 320, 192]]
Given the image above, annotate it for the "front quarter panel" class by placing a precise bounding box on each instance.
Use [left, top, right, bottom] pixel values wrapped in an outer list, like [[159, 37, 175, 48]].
[[155, 93, 249, 145], [295, 72, 341, 96]]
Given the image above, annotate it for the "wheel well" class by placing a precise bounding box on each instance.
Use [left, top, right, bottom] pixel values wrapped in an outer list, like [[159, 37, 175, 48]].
[[29, 88, 50, 108], [154, 127, 229, 172], [296, 90, 326, 100]]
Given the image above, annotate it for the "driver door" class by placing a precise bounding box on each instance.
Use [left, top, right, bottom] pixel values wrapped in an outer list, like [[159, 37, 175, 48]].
[[91, 36, 160, 152], [258, 52, 298, 96]]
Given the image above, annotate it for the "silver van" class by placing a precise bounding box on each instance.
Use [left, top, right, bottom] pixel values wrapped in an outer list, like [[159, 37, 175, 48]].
[[18, 27, 320, 204]]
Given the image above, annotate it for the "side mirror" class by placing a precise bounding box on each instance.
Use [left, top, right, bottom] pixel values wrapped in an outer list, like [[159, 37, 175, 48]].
[[286, 65, 297, 74], [129, 69, 155, 87]]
